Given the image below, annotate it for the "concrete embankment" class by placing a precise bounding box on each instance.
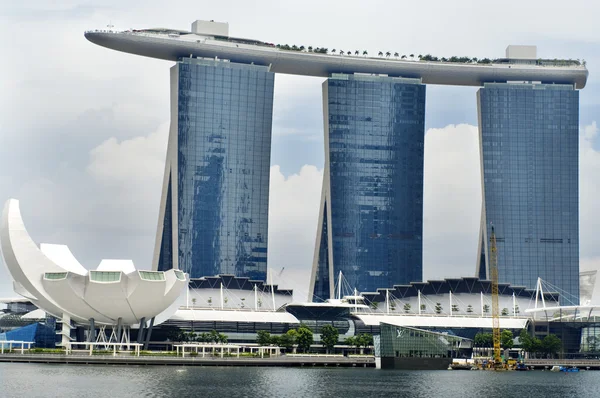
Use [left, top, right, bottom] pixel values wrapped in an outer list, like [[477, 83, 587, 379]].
[[0, 354, 375, 368]]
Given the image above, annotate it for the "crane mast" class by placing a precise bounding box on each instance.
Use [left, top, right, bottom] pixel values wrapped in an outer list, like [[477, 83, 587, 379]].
[[489, 224, 502, 367]]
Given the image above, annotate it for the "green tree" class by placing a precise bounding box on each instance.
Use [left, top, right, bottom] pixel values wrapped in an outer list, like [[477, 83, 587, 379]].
[[358, 333, 374, 347], [257, 330, 271, 346], [191, 298, 197, 307], [279, 329, 297, 352], [164, 325, 183, 342], [362, 50, 368, 56], [320, 325, 339, 354], [501, 308, 509, 316], [435, 302, 443, 314], [531, 337, 543, 356], [217, 333, 228, 344], [483, 304, 490, 314], [356, 333, 374, 354], [270, 335, 281, 347], [474, 332, 493, 347], [209, 330, 221, 343], [466, 305, 474, 314], [451, 304, 459, 313], [542, 334, 562, 356], [501, 329, 514, 349], [296, 326, 314, 353], [519, 329, 533, 353], [344, 336, 361, 354], [403, 303, 412, 314], [587, 336, 598, 352], [199, 332, 211, 343], [420, 304, 426, 313]]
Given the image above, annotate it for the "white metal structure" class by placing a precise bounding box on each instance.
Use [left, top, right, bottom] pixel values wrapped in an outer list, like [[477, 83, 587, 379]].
[[64, 341, 142, 357], [0, 340, 34, 354], [0, 199, 188, 345]]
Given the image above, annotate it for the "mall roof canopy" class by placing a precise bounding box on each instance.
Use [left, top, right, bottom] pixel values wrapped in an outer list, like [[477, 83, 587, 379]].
[[355, 314, 529, 330]]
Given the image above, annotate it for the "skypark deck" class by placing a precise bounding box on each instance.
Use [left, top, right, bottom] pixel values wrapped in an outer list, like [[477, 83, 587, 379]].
[[85, 28, 588, 89]]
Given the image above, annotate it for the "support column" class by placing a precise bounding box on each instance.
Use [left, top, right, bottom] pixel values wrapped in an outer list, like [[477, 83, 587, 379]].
[[88, 318, 96, 342], [143, 317, 155, 350], [137, 317, 146, 345]]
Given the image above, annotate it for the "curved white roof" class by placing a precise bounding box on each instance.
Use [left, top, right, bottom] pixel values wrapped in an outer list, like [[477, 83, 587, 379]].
[[40, 244, 87, 276], [96, 259, 136, 274], [0, 199, 188, 326], [355, 314, 529, 329], [170, 308, 300, 324], [84, 30, 589, 89]]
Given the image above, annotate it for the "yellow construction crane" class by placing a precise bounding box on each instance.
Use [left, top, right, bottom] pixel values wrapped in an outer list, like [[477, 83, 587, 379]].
[[489, 224, 502, 368]]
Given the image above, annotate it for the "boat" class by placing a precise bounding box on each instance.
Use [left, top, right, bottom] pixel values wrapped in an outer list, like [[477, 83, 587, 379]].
[[515, 362, 529, 371], [560, 366, 580, 373], [450, 363, 473, 370]]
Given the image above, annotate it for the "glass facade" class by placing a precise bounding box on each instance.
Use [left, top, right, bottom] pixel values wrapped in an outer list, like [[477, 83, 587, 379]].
[[139, 271, 165, 281], [89, 271, 121, 282], [477, 83, 579, 303], [379, 323, 466, 358], [44, 272, 67, 280], [156, 59, 274, 280], [311, 74, 426, 301]]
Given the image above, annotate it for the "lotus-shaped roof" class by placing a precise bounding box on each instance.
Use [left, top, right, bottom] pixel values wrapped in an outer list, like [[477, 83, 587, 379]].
[[0, 199, 187, 326]]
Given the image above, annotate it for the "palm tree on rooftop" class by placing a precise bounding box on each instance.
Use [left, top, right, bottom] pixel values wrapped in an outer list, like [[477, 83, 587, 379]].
[[355, 50, 359, 56], [378, 51, 383, 57], [332, 49, 336, 54], [394, 52, 399, 58], [347, 50, 351, 55], [363, 50, 368, 57], [308, 46, 313, 52], [401, 55, 407, 59], [385, 52, 391, 57], [340, 50, 345, 55]]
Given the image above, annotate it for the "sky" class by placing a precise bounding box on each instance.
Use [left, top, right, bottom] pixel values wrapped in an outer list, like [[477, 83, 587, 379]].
[[1, 0, 600, 301]]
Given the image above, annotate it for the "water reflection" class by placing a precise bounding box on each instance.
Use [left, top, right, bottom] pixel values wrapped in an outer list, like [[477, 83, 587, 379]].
[[1, 363, 600, 398]]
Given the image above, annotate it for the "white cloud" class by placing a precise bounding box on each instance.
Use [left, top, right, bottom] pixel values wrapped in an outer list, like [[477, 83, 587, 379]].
[[580, 122, 600, 262], [267, 165, 323, 300], [423, 124, 482, 280], [87, 122, 168, 186]]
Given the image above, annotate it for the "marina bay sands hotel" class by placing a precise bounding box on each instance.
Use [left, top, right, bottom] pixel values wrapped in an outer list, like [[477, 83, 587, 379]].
[[85, 20, 588, 303]]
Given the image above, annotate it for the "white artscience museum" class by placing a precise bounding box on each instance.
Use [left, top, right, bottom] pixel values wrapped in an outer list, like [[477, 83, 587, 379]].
[[0, 199, 188, 346]]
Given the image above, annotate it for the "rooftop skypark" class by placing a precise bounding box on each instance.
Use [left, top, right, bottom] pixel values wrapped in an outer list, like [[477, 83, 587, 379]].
[[85, 28, 588, 88]]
